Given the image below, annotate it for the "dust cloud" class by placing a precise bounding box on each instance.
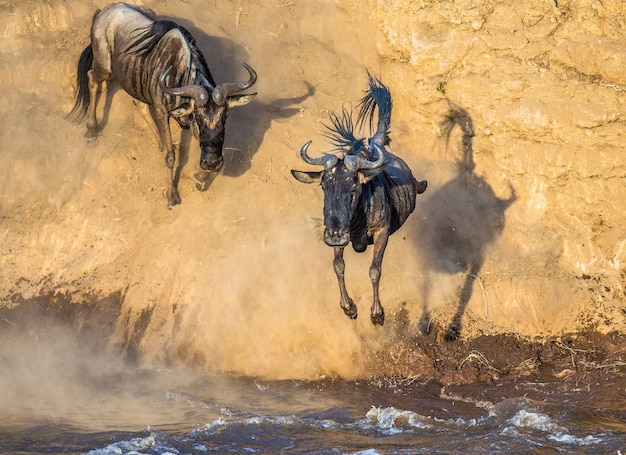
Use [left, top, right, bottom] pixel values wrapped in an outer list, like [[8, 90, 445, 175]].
[[0, 300, 248, 432]]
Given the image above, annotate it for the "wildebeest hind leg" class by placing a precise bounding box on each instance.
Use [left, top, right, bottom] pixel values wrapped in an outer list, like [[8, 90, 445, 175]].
[[85, 69, 105, 140], [369, 230, 390, 326], [333, 247, 357, 320]]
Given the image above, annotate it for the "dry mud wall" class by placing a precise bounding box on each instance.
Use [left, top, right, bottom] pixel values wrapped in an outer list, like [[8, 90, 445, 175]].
[[0, 0, 624, 380]]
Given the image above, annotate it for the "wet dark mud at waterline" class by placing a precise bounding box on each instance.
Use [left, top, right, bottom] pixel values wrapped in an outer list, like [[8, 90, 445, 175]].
[[366, 312, 626, 387]]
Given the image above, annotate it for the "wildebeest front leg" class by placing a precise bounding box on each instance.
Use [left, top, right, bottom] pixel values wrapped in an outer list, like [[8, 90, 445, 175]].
[[150, 106, 181, 209], [369, 229, 390, 326], [138, 102, 162, 143], [333, 247, 357, 320]]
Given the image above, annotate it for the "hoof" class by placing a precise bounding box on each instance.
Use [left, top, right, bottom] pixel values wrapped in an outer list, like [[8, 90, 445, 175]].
[[418, 313, 432, 335], [167, 193, 182, 210], [194, 178, 205, 191], [194, 170, 212, 191], [445, 323, 460, 341], [371, 311, 385, 326], [342, 302, 358, 320], [84, 128, 99, 142]]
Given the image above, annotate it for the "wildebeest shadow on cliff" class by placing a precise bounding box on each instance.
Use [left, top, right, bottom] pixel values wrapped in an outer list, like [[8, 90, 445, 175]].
[[416, 101, 516, 341]]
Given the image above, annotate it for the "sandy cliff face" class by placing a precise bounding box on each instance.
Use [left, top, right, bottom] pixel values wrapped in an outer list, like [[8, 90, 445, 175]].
[[0, 0, 624, 380]]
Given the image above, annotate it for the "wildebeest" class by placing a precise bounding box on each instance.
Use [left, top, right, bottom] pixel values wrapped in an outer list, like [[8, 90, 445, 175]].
[[68, 2, 257, 209], [291, 74, 427, 325]]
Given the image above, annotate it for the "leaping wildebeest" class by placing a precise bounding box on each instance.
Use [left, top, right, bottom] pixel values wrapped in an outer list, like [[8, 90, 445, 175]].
[[291, 74, 427, 325], [68, 2, 257, 209]]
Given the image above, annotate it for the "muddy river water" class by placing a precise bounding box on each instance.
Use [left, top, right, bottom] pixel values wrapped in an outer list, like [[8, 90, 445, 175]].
[[1, 366, 625, 454]]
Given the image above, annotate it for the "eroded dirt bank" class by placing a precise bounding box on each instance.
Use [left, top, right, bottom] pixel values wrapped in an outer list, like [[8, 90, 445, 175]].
[[0, 0, 624, 382]]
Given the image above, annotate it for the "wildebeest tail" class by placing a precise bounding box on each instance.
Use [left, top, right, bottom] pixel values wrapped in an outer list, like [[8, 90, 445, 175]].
[[357, 72, 392, 147], [67, 44, 94, 122]]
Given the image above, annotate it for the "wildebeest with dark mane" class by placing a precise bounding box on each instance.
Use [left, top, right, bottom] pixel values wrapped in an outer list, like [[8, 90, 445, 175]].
[[68, 2, 257, 209], [291, 73, 427, 325]]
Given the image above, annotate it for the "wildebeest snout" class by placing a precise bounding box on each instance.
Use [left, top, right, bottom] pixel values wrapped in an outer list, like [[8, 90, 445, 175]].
[[199, 155, 224, 172], [324, 226, 350, 247]]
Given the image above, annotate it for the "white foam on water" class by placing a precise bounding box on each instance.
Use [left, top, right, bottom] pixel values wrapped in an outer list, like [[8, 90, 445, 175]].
[[365, 406, 434, 434], [245, 415, 298, 425], [87, 432, 211, 455], [505, 409, 601, 447], [196, 412, 341, 435], [548, 433, 602, 446], [86, 435, 157, 455], [363, 405, 486, 437], [509, 409, 563, 433]]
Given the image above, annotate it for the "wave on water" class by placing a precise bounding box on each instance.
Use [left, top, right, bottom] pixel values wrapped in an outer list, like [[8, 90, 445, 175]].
[[81, 394, 619, 455], [501, 408, 601, 447], [87, 436, 157, 455]]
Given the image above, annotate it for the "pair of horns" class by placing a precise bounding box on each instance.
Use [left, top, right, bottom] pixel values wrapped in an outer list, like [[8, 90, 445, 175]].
[[299, 141, 385, 171], [159, 61, 257, 106]]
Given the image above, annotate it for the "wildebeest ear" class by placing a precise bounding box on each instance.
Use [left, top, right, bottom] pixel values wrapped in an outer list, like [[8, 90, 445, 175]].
[[291, 169, 323, 184], [228, 93, 257, 107], [359, 167, 385, 183], [170, 103, 194, 118]]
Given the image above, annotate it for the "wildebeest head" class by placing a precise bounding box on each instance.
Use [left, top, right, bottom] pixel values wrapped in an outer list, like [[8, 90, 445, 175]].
[[291, 141, 386, 247], [159, 62, 257, 173]]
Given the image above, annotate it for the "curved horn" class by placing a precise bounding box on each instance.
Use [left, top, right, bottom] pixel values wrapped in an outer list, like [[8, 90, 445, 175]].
[[211, 61, 258, 106], [367, 143, 387, 168], [159, 66, 210, 107], [300, 141, 338, 169], [345, 143, 386, 171]]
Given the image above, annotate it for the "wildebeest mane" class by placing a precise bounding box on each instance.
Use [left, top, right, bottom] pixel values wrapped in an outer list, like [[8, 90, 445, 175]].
[[322, 107, 365, 156], [125, 19, 214, 86], [322, 72, 394, 159]]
